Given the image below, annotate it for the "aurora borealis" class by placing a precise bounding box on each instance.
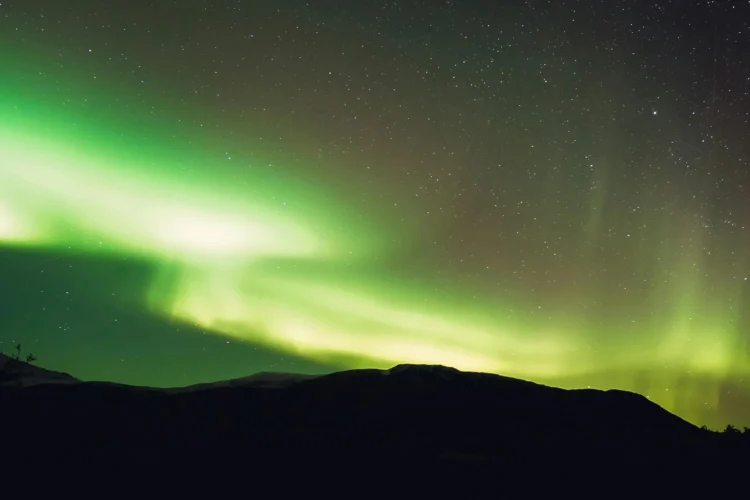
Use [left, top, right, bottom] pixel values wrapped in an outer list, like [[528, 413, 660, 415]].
[[1, 0, 749, 428]]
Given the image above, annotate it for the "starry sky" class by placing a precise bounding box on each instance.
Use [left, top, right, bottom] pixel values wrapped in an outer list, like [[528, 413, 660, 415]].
[[1, 0, 749, 428]]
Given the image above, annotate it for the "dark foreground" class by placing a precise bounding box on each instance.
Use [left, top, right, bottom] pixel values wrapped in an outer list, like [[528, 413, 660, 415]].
[[2, 362, 748, 496]]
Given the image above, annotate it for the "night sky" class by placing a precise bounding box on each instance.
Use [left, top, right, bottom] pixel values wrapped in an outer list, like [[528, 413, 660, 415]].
[[1, 0, 749, 428]]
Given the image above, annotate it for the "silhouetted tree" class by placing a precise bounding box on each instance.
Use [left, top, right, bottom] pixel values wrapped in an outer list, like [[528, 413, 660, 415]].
[[724, 424, 741, 435]]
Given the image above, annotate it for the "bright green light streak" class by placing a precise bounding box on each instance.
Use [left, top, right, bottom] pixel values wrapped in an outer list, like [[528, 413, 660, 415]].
[[0, 129, 335, 261]]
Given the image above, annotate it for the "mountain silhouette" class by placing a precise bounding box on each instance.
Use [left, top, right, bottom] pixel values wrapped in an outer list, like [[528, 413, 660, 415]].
[[1, 361, 746, 495]]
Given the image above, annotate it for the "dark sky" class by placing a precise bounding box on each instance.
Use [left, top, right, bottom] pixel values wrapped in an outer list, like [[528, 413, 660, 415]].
[[0, 0, 749, 429]]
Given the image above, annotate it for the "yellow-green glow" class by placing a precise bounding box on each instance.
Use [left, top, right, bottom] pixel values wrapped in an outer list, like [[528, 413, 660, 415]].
[[0, 200, 38, 244], [148, 264, 577, 378]]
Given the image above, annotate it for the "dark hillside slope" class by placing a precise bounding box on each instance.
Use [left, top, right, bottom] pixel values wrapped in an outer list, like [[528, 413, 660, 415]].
[[0, 353, 79, 386], [1, 363, 744, 493]]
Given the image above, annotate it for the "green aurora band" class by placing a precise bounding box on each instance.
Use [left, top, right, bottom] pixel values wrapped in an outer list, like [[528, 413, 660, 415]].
[[1, 88, 748, 429]]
